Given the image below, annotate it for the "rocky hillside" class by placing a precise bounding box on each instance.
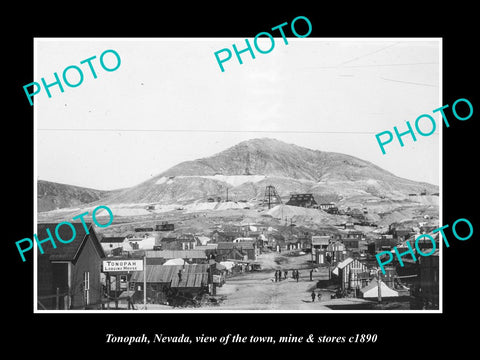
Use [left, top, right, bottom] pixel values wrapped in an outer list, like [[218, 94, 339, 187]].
[[100, 138, 438, 205], [37, 180, 122, 212]]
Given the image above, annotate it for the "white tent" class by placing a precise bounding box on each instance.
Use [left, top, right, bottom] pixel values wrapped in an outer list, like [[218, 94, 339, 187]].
[[360, 279, 399, 298], [197, 236, 211, 246], [163, 258, 188, 266], [219, 261, 235, 271]]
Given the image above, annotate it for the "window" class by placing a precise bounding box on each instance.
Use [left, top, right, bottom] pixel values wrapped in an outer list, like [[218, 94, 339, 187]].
[[120, 275, 128, 290], [83, 271, 90, 290], [83, 271, 90, 305]]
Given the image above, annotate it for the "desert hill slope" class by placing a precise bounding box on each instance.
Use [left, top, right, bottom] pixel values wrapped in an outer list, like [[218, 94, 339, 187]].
[[99, 138, 438, 205], [37, 180, 123, 212]]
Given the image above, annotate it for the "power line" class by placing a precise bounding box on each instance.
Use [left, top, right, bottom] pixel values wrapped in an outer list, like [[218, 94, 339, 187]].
[[380, 76, 438, 88], [310, 62, 439, 70], [338, 42, 401, 67], [37, 128, 383, 134]]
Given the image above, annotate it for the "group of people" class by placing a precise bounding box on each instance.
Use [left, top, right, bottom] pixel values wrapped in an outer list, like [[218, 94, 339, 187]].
[[311, 291, 321, 302], [274, 269, 301, 282], [273, 268, 317, 283]]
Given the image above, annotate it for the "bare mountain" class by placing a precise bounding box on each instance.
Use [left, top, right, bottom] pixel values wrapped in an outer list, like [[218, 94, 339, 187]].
[[37, 180, 123, 212], [101, 138, 438, 205]]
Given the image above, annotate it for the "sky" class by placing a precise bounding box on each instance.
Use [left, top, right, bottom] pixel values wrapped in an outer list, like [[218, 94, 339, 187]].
[[35, 38, 441, 190]]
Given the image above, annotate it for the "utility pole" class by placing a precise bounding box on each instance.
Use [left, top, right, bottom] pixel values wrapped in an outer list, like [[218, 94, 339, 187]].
[[377, 269, 382, 303], [143, 255, 147, 310], [115, 275, 119, 309], [106, 274, 110, 310], [310, 237, 313, 265]]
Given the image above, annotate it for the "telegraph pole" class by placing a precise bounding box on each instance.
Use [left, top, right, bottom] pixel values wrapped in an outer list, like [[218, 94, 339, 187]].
[[143, 255, 147, 310], [377, 269, 382, 303]]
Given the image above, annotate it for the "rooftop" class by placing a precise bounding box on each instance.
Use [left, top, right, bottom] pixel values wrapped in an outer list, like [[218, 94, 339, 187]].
[[37, 222, 105, 262], [217, 242, 255, 250], [130, 264, 209, 288], [101, 236, 125, 243], [144, 249, 207, 259]]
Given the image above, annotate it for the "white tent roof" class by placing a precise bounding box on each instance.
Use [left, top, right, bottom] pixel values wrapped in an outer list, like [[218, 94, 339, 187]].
[[163, 258, 188, 266], [219, 261, 235, 270], [360, 280, 399, 298], [197, 236, 211, 245]]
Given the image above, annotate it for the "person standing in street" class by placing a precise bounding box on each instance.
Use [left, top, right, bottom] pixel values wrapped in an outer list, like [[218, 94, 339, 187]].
[[311, 291, 316, 302], [275, 271, 278, 282], [296, 270, 300, 282]]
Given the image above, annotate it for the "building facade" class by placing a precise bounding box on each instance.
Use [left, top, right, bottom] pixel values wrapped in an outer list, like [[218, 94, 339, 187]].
[[37, 222, 105, 310]]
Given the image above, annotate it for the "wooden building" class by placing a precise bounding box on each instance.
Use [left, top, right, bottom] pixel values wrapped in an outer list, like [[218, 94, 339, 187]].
[[326, 241, 346, 263], [160, 234, 198, 251], [100, 236, 125, 254], [343, 238, 360, 249], [418, 249, 439, 308], [156, 222, 174, 231], [268, 233, 286, 250], [211, 230, 240, 243], [319, 203, 336, 211], [311, 235, 330, 254], [177, 234, 199, 250], [216, 241, 257, 261], [392, 228, 414, 242], [37, 222, 105, 310], [238, 241, 257, 260], [368, 236, 397, 255], [129, 264, 211, 305], [332, 257, 368, 291], [134, 227, 154, 232], [193, 244, 218, 259], [158, 237, 179, 251], [286, 193, 317, 208], [345, 230, 364, 239]]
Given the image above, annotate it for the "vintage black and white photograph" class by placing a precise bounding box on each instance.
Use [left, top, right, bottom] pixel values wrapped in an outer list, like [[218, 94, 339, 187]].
[[34, 38, 441, 312]]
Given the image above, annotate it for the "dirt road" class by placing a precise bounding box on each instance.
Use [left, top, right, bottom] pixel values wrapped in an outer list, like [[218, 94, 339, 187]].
[[214, 251, 334, 310]]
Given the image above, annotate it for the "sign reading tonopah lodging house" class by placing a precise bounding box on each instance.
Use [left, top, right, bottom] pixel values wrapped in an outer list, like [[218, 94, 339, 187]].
[[103, 259, 143, 272]]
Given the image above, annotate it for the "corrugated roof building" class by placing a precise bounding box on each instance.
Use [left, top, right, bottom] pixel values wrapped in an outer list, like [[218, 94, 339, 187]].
[[130, 264, 209, 288], [331, 257, 368, 291], [144, 250, 207, 264]]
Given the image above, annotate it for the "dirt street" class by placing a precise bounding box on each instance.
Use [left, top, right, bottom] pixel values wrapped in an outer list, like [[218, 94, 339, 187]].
[[214, 251, 334, 310]]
